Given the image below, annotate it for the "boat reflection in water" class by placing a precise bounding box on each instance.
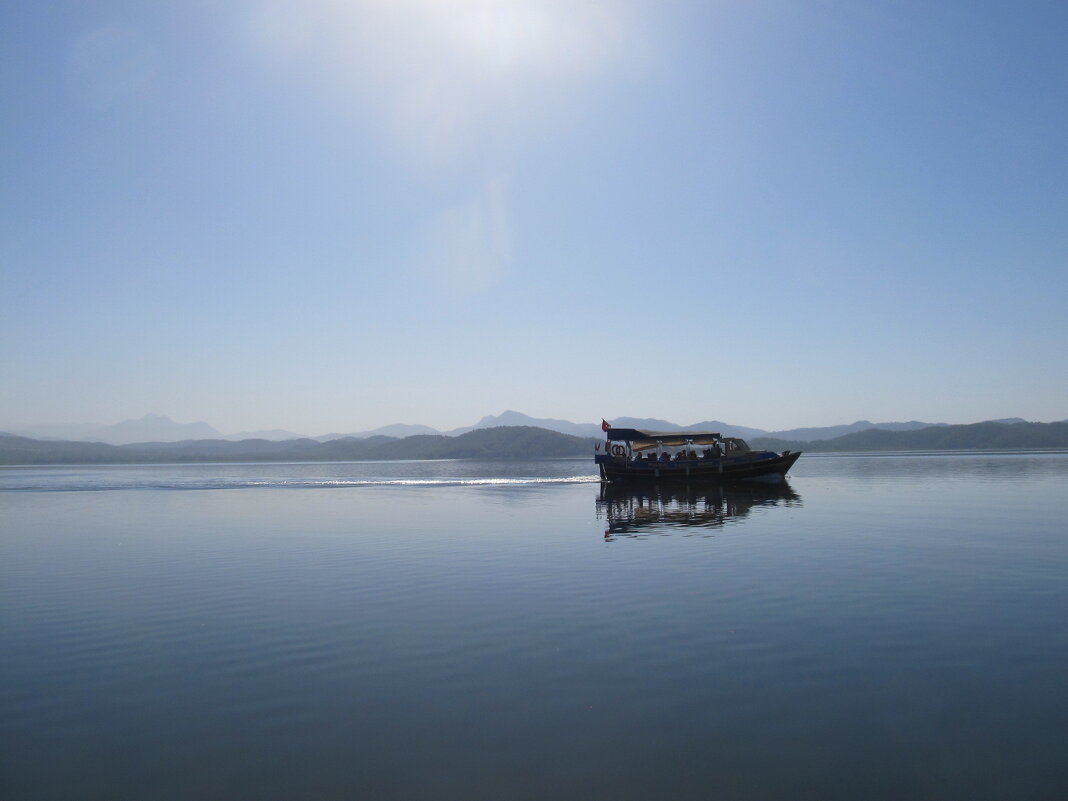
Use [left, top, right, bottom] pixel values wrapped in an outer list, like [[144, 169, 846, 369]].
[[597, 481, 801, 539]]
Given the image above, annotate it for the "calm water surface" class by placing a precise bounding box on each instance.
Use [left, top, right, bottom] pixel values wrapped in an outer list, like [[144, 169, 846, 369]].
[[2, 454, 1066, 800]]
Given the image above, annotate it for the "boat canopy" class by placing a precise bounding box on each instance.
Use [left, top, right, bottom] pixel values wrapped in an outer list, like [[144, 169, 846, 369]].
[[606, 428, 723, 448]]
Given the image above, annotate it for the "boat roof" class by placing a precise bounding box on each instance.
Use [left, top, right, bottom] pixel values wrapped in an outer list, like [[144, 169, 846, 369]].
[[606, 428, 723, 445]]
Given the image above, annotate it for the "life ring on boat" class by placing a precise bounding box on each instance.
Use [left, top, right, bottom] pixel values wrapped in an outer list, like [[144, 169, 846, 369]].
[[609, 444, 626, 457]]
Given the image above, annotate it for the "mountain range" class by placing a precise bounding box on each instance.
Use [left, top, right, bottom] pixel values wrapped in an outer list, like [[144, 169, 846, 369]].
[[0, 426, 593, 464], [2, 420, 1067, 465], [1, 410, 1037, 446]]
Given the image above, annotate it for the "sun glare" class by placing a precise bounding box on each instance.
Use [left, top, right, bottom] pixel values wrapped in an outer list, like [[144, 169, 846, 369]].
[[246, 0, 636, 167], [449, 2, 551, 72], [255, 0, 631, 82]]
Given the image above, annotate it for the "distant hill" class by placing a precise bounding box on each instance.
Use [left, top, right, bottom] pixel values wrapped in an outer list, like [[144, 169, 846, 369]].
[[8, 413, 222, 445], [448, 411, 603, 438], [102, 414, 221, 443], [6, 410, 1058, 454], [688, 420, 770, 439], [368, 426, 595, 459], [751, 420, 1068, 452], [456, 413, 766, 440], [763, 419, 946, 442], [4, 420, 1067, 465], [316, 423, 441, 441], [0, 426, 597, 464], [0, 434, 130, 463], [608, 417, 685, 432], [225, 429, 307, 441]]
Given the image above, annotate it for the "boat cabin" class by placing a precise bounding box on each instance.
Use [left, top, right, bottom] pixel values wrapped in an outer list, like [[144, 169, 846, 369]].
[[602, 428, 751, 463]]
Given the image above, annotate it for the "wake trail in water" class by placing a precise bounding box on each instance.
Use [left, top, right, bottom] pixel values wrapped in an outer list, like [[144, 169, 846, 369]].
[[1, 475, 603, 493]]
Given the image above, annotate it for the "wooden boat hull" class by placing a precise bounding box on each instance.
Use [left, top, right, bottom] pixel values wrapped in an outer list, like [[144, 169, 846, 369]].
[[596, 449, 801, 483]]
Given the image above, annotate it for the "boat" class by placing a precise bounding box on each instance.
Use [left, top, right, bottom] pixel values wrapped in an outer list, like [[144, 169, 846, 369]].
[[594, 425, 801, 483]]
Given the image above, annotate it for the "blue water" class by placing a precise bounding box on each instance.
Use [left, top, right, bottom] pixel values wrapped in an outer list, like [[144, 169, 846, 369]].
[[2, 454, 1067, 799]]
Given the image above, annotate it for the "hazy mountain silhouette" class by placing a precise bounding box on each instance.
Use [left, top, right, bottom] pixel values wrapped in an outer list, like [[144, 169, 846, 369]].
[[8, 413, 221, 445], [224, 429, 307, 441], [687, 420, 770, 439], [761, 417, 1028, 441], [751, 420, 1067, 452], [4, 420, 1067, 465], [5, 410, 1046, 449], [447, 411, 603, 438], [0, 426, 597, 463], [763, 419, 935, 442], [316, 423, 442, 441]]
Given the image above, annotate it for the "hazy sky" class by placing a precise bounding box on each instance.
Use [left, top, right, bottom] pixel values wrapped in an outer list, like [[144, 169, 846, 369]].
[[3, 0, 1066, 434]]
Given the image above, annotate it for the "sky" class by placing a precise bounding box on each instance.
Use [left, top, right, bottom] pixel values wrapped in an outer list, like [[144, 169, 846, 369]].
[[2, 0, 1066, 435]]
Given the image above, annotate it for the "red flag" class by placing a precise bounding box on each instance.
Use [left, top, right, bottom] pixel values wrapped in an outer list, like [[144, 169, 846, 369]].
[[601, 419, 610, 432]]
